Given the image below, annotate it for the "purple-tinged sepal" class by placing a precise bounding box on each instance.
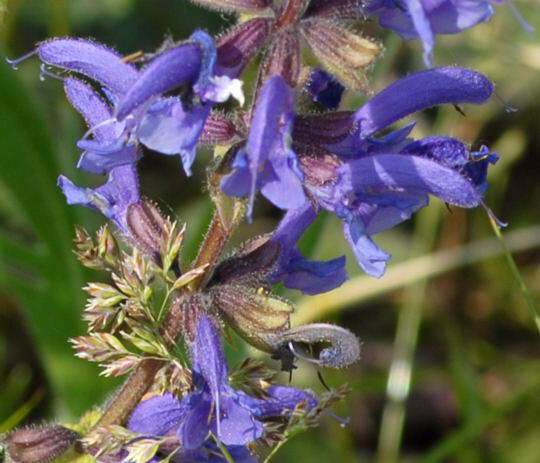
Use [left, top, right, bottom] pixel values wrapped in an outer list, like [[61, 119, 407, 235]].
[[2, 425, 79, 463], [305, 0, 364, 19], [188, 0, 271, 13], [300, 18, 381, 91], [217, 18, 275, 78]]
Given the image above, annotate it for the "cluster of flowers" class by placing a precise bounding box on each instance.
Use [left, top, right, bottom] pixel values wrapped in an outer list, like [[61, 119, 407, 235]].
[[3, 0, 525, 462]]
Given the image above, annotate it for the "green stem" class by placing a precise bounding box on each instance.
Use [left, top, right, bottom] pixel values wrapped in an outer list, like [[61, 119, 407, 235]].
[[488, 216, 540, 334], [419, 381, 540, 463], [212, 433, 236, 463]]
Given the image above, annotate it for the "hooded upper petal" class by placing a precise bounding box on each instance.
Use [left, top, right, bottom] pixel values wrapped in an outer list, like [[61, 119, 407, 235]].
[[38, 38, 138, 95], [350, 67, 493, 138], [115, 42, 202, 121]]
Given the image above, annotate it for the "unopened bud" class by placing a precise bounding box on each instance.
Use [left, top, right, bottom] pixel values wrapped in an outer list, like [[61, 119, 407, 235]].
[[3, 425, 79, 463], [126, 201, 168, 264]]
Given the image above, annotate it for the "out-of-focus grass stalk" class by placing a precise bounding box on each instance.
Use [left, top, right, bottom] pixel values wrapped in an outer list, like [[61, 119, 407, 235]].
[[293, 224, 540, 325], [0, 388, 45, 433], [488, 216, 540, 334], [419, 380, 540, 463], [375, 204, 443, 463], [0, 0, 22, 45]]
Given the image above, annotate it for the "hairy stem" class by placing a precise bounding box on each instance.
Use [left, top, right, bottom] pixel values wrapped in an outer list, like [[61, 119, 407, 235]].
[[190, 210, 231, 290], [95, 358, 163, 427], [276, 0, 307, 27]]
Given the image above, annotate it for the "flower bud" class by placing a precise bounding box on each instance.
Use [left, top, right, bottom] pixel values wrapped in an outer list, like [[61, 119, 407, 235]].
[[126, 201, 168, 264], [97, 224, 120, 266], [3, 425, 79, 463]]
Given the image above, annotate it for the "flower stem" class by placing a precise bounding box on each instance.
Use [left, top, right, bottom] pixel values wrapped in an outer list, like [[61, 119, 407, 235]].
[[276, 0, 307, 27], [212, 433, 236, 463], [190, 210, 231, 290], [488, 215, 540, 334], [95, 358, 163, 427]]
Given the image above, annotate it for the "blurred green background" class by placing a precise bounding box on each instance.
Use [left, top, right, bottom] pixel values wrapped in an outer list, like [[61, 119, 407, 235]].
[[0, 1, 539, 462]]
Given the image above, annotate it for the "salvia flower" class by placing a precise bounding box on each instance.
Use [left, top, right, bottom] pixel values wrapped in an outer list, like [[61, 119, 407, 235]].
[[10, 31, 243, 176], [128, 315, 316, 452], [297, 67, 498, 279], [221, 76, 306, 218], [366, 0, 533, 66], [270, 202, 348, 295], [233, 67, 498, 286]]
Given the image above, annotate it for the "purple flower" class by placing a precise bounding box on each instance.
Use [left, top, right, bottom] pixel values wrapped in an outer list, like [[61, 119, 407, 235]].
[[58, 165, 140, 234], [366, 0, 532, 66], [10, 32, 243, 176], [270, 203, 348, 295], [221, 76, 306, 218], [366, 0, 493, 65], [128, 315, 316, 452], [273, 67, 497, 282], [305, 67, 498, 277], [56, 76, 141, 232]]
